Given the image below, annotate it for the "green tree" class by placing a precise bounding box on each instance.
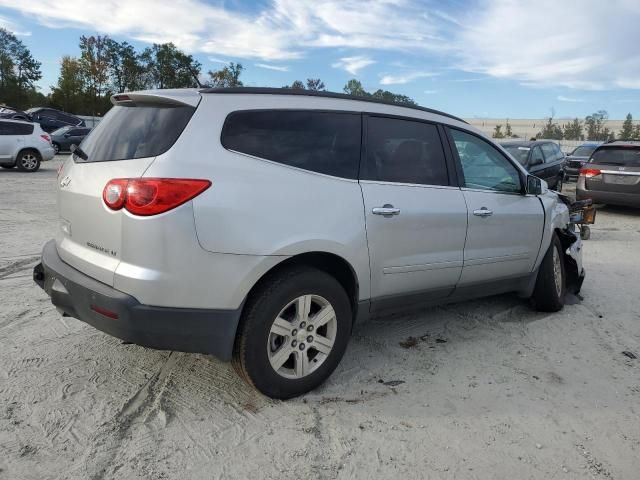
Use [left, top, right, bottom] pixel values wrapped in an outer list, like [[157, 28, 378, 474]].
[[492, 124, 505, 138], [306, 78, 325, 91], [50, 56, 85, 113], [286, 80, 305, 89], [141, 43, 201, 90], [505, 121, 513, 138], [79, 35, 112, 115], [563, 118, 583, 140], [619, 113, 634, 140], [585, 110, 608, 141], [0, 27, 42, 109], [633, 124, 640, 141], [536, 117, 563, 140], [105, 39, 146, 93], [343, 79, 368, 96], [371, 89, 417, 105], [208, 62, 243, 88]]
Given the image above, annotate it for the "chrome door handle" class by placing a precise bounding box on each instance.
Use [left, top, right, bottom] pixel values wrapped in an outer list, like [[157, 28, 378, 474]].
[[473, 207, 493, 217], [372, 204, 400, 216]]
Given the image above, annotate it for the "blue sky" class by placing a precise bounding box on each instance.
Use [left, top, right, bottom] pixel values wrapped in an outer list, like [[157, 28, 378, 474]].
[[1, 0, 639, 119]]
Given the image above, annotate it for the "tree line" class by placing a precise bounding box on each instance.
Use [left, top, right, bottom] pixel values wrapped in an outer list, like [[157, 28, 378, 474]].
[[0, 29, 417, 116], [493, 111, 640, 141]]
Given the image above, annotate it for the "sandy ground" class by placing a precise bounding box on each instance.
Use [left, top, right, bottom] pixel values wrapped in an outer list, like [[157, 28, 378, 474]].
[[1, 157, 639, 480]]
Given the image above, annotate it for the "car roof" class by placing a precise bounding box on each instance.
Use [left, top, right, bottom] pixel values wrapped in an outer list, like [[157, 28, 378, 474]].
[[198, 87, 468, 124], [0, 118, 35, 126], [599, 140, 640, 148]]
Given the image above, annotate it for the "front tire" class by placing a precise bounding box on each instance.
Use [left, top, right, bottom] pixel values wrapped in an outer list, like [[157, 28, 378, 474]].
[[531, 235, 566, 312], [555, 175, 563, 192], [15, 150, 41, 172], [233, 267, 352, 399], [53, 142, 60, 154]]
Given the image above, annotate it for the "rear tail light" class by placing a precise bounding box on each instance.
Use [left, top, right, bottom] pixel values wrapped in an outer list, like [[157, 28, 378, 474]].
[[102, 178, 211, 216], [40, 134, 51, 143], [580, 168, 602, 178]]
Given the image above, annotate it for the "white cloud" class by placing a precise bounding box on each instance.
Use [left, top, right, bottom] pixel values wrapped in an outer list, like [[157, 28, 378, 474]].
[[1, 0, 639, 91], [332, 56, 375, 75], [455, 0, 640, 90], [380, 72, 438, 85], [0, 15, 31, 35], [208, 57, 229, 64], [255, 63, 289, 72], [557, 95, 584, 103]]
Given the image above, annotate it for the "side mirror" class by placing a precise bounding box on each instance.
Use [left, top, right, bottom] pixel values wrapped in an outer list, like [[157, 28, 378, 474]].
[[527, 175, 548, 195]]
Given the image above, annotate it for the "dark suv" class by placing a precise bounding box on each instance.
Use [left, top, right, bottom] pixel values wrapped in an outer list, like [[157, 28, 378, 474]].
[[576, 141, 640, 207], [564, 142, 601, 180], [500, 140, 566, 191], [25, 108, 85, 133]]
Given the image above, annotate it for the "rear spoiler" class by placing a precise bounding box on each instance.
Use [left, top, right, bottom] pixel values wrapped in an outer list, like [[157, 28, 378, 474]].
[[110, 90, 201, 108]]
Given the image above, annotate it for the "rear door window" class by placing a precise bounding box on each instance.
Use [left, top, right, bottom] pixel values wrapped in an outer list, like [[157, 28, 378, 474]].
[[590, 147, 640, 167], [362, 116, 449, 185], [78, 104, 195, 162], [221, 110, 361, 179]]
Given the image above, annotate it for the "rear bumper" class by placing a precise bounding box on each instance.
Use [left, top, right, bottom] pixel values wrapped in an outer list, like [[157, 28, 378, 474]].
[[34, 240, 242, 360], [40, 146, 56, 161], [576, 188, 640, 207]]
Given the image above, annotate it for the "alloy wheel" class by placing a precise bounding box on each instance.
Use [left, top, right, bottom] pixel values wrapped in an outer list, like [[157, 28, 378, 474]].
[[267, 294, 337, 379], [20, 153, 38, 170]]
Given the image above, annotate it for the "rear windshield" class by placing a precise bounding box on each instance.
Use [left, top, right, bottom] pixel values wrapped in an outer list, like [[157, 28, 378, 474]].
[[77, 104, 195, 162], [571, 145, 597, 157], [502, 145, 529, 165], [590, 146, 640, 167]]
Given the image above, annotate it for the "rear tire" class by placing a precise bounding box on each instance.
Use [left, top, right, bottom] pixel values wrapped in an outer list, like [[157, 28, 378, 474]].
[[233, 266, 352, 399], [15, 149, 41, 172], [531, 235, 566, 312]]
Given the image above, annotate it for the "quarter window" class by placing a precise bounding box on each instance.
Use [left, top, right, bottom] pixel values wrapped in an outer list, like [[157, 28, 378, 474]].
[[541, 143, 559, 163], [221, 110, 361, 179], [362, 116, 449, 186], [0, 121, 34, 135], [450, 129, 522, 193]]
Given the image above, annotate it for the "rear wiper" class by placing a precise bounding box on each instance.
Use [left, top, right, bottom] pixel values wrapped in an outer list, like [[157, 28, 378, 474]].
[[70, 144, 88, 161]]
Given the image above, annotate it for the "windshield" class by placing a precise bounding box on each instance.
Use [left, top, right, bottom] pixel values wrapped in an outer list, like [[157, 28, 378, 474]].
[[502, 145, 530, 165], [590, 147, 640, 167], [77, 103, 195, 162], [51, 126, 71, 135], [571, 145, 597, 157]]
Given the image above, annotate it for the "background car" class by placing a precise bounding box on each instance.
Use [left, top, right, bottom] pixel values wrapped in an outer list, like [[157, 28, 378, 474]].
[[0, 119, 56, 172], [564, 142, 601, 180], [500, 140, 566, 191], [25, 107, 85, 133], [50, 126, 92, 153], [0, 107, 31, 121], [577, 141, 640, 207]]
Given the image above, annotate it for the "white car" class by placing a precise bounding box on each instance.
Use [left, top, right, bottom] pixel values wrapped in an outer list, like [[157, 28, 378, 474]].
[[34, 88, 585, 398], [0, 119, 56, 172]]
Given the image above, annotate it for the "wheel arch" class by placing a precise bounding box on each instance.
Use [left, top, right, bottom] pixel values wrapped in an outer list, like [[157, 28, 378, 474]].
[[242, 251, 360, 322]]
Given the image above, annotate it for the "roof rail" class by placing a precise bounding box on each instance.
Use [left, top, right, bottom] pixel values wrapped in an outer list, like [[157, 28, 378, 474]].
[[198, 87, 468, 124]]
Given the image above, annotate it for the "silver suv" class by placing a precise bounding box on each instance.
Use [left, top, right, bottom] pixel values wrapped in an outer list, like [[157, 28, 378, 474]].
[[0, 119, 56, 172], [34, 88, 585, 398]]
